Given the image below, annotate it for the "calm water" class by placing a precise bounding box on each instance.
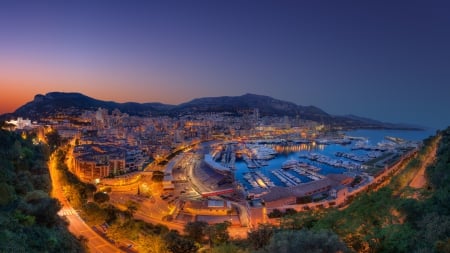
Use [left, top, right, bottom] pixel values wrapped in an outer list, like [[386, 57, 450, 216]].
[[235, 129, 435, 188], [345, 129, 436, 143]]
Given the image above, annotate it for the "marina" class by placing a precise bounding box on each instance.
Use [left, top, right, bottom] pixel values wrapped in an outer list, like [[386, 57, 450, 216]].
[[335, 151, 372, 163], [211, 129, 432, 192], [242, 171, 276, 189], [254, 171, 276, 187], [300, 152, 362, 170], [242, 155, 268, 168], [292, 164, 325, 181], [271, 169, 301, 187]]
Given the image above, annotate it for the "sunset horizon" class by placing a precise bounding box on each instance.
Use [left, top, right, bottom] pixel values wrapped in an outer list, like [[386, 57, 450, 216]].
[[1, 1, 449, 129]]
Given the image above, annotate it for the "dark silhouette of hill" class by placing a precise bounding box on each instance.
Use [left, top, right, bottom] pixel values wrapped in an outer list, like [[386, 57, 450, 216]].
[[11, 92, 174, 118], [173, 93, 329, 120], [2, 92, 421, 129]]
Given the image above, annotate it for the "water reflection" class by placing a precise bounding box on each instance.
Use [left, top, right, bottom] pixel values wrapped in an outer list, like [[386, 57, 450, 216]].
[[272, 143, 325, 154]]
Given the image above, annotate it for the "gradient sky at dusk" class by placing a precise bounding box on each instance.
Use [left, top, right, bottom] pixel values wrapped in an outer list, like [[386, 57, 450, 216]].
[[1, 1, 449, 129]]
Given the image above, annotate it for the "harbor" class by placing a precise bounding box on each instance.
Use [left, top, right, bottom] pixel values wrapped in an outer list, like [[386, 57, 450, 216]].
[[209, 129, 429, 194], [300, 152, 362, 170]]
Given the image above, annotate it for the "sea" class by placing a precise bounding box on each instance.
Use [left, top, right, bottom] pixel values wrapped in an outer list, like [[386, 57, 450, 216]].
[[234, 129, 436, 188]]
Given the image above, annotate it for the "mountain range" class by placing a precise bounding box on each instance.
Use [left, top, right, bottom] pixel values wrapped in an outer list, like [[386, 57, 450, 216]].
[[2, 92, 421, 130]]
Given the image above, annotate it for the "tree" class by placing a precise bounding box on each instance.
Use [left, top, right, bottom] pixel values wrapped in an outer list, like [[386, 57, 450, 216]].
[[93, 192, 110, 204], [85, 183, 97, 198], [106, 222, 125, 242], [257, 229, 348, 253], [63, 185, 83, 209], [284, 208, 297, 216], [416, 213, 450, 251], [184, 221, 208, 243], [247, 224, 274, 250], [0, 182, 16, 205], [435, 238, 450, 253], [136, 234, 170, 253], [280, 211, 321, 230], [164, 230, 198, 253], [45, 130, 61, 151], [0, 130, 86, 252], [21, 197, 62, 227], [268, 208, 283, 218], [82, 202, 108, 224], [368, 224, 416, 253], [206, 221, 231, 246], [212, 243, 248, 253], [125, 200, 139, 216]]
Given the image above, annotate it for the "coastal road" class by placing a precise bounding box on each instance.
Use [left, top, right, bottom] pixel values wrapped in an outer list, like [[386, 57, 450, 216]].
[[49, 153, 123, 253], [61, 208, 122, 253]]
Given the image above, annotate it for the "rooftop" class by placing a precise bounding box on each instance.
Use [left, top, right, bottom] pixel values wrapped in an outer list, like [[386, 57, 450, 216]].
[[260, 174, 352, 202]]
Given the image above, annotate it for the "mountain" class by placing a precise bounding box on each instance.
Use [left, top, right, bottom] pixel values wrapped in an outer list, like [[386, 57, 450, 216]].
[[2, 92, 421, 129], [10, 92, 174, 118], [173, 93, 329, 120], [337, 114, 425, 130]]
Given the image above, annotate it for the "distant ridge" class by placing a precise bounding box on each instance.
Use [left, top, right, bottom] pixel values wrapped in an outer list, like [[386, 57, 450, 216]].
[[12, 92, 174, 118], [340, 114, 426, 130], [2, 92, 422, 130], [174, 93, 329, 121]]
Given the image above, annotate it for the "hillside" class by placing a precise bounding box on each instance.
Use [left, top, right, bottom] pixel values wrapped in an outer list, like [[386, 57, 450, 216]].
[[173, 93, 330, 121], [0, 130, 86, 252], [2, 92, 421, 130], [11, 92, 174, 118]]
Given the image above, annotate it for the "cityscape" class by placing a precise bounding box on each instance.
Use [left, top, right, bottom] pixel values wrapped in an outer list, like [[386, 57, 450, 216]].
[[1, 1, 449, 253], [0, 92, 443, 252]]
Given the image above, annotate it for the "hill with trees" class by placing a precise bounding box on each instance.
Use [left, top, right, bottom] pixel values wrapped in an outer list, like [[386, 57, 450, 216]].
[[0, 130, 86, 252]]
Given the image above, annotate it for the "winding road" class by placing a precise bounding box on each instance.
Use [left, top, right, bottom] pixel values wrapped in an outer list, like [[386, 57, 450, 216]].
[[49, 154, 123, 253]]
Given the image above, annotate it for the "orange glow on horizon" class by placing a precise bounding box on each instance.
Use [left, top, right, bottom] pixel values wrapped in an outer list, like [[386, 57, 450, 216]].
[[0, 55, 221, 115], [0, 77, 203, 115], [0, 81, 38, 114]]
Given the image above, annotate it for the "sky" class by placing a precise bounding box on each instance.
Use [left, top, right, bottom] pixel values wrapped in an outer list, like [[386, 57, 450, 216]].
[[1, 0, 449, 129]]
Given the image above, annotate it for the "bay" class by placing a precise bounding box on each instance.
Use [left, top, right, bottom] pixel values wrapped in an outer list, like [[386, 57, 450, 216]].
[[234, 129, 435, 189]]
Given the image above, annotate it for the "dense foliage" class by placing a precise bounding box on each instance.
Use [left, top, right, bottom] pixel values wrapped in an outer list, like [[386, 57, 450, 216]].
[[309, 130, 450, 253], [256, 229, 348, 253], [0, 130, 86, 252]]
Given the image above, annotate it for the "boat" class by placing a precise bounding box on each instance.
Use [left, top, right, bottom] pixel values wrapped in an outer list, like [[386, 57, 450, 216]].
[[271, 169, 301, 187], [282, 159, 299, 169], [248, 144, 277, 160]]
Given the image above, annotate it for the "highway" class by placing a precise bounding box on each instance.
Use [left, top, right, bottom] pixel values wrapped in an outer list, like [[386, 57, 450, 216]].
[[49, 153, 123, 253]]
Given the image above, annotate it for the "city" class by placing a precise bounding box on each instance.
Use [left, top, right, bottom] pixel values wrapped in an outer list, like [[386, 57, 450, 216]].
[[1, 1, 449, 252], [1, 99, 434, 252]]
